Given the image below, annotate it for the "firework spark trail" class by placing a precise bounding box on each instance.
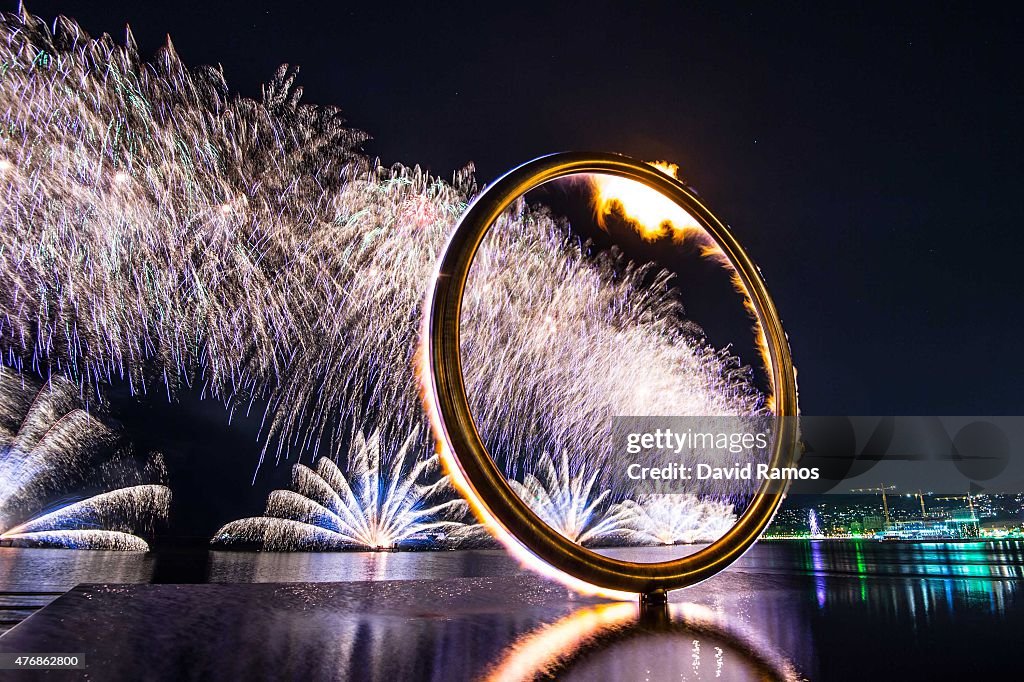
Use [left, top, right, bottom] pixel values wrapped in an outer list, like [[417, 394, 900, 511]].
[[462, 211, 763, 493], [0, 10, 764, 505], [0, 371, 109, 514], [1, 484, 170, 535], [507, 450, 626, 545], [0, 529, 152, 551], [213, 427, 477, 550], [614, 494, 737, 545], [504, 450, 738, 546], [808, 509, 821, 538], [0, 370, 170, 549]]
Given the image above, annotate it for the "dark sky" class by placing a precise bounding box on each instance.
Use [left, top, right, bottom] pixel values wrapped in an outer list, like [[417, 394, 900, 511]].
[[15, 2, 1024, 530]]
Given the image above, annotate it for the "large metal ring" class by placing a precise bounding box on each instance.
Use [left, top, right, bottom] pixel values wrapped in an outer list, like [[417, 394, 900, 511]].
[[425, 152, 798, 594]]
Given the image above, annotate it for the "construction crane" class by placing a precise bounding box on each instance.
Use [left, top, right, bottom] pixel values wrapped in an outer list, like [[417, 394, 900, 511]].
[[851, 484, 897, 527], [935, 492, 977, 517]]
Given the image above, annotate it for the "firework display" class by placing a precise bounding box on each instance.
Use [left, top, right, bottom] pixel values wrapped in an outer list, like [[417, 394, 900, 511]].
[[0, 5, 1011, 681], [614, 494, 737, 546], [506, 450, 625, 545], [0, 371, 170, 550], [0, 10, 763, 549], [213, 427, 478, 550], [506, 451, 738, 547]]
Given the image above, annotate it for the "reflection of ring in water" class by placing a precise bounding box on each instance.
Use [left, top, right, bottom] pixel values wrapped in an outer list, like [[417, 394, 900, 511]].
[[483, 601, 801, 682], [422, 152, 800, 598]]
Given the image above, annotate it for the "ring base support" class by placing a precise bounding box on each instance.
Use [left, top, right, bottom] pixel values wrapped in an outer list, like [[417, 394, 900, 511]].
[[638, 585, 671, 606], [640, 588, 667, 607], [639, 589, 670, 626]]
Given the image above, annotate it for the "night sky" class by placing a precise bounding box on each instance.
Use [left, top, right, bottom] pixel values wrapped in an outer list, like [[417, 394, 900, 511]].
[[17, 2, 1024, 532]]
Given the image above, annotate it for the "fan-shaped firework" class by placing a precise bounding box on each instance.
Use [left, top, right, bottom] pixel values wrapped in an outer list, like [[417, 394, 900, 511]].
[[0, 10, 764, 509], [508, 450, 628, 545], [213, 428, 475, 550], [614, 494, 738, 546], [0, 371, 170, 550], [808, 509, 822, 538]]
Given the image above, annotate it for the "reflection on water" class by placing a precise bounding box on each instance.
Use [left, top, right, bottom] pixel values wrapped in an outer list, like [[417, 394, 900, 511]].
[[207, 548, 523, 583], [811, 540, 827, 608], [784, 539, 1024, 580], [592, 543, 709, 562], [595, 540, 1024, 620], [484, 602, 800, 681], [790, 539, 1022, 619], [0, 547, 154, 591]]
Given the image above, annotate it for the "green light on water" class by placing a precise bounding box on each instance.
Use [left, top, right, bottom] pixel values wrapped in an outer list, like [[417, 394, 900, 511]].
[[854, 539, 868, 601]]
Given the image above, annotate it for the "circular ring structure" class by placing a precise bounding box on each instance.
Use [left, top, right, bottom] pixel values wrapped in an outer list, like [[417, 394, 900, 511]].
[[425, 152, 798, 595]]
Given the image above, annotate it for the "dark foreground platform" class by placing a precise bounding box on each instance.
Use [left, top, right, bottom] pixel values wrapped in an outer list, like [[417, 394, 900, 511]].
[[0, 571, 810, 681], [4, 542, 1023, 680]]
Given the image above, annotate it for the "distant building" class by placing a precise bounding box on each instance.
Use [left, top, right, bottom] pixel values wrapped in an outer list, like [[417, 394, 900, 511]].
[[980, 520, 1024, 538], [875, 509, 980, 540], [948, 509, 981, 538], [862, 515, 885, 533]]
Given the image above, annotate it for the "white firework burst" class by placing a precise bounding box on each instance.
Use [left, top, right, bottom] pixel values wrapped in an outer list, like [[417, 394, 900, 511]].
[[0, 9, 766, 520], [509, 450, 629, 545], [0, 370, 170, 550], [615, 494, 738, 545], [213, 427, 475, 550]]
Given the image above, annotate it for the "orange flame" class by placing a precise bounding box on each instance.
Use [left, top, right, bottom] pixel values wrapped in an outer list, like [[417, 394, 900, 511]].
[[592, 161, 775, 411], [592, 162, 701, 242]]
